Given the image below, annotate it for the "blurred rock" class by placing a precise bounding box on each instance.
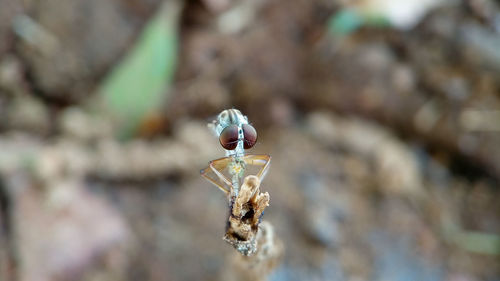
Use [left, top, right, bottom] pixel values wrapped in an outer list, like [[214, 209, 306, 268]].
[[269, 97, 296, 127], [307, 112, 423, 198], [0, 120, 219, 181], [7, 95, 50, 133], [14, 0, 163, 101], [94, 120, 219, 179], [216, 0, 264, 34], [0, 0, 21, 56], [460, 23, 500, 71], [201, 0, 231, 13], [414, 99, 442, 134], [374, 138, 422, 197], [0, 55, 24, 94], [369, 232, 444, 281], [298, 172, 341, 247], [10, 177, 130, 281], [391, 63, 417, 94], [59, 107, 114, 141]]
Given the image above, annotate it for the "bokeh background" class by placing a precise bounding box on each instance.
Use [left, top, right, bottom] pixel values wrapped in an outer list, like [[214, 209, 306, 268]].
[[0, 0, 499, 280]]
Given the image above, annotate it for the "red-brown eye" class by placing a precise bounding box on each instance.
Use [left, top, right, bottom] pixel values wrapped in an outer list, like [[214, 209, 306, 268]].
[[219, 125, 239, 150], [242, 124, 257, 149]]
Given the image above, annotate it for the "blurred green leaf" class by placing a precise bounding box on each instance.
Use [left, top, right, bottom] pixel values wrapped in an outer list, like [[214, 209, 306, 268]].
[[98, 1, 181, 138], [328, 9, 363, 35], [328, 9, 390, 36], [441, 216, 500, 255], [454, 231, 500, 256]]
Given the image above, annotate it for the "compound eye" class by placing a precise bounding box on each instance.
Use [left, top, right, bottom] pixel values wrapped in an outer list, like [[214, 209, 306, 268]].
[[219, 125, 239, 150], [242, 124, 257, 149]]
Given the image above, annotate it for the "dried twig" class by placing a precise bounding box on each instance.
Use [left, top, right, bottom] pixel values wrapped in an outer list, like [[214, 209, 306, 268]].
[[224, 175, 283, 280], [222, 175, 283, 280], [224, 175, 269, 255]]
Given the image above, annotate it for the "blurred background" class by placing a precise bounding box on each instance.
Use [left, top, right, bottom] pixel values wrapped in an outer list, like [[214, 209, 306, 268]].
[[0, 0, 499, 280]]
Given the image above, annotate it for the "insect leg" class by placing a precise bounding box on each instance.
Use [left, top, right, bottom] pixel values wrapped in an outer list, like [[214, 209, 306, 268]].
[[242, 154, 271, 182], [200, 157, 233, 195]]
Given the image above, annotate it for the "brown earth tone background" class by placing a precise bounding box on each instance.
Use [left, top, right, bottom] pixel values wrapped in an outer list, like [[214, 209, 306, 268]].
[[0, 0, 499, 280]]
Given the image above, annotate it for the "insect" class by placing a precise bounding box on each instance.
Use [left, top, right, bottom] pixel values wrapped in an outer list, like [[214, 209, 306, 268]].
[[201, 109, 271, 196]]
